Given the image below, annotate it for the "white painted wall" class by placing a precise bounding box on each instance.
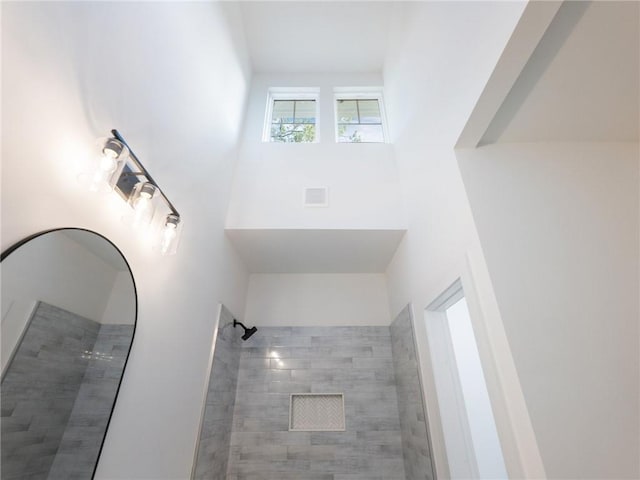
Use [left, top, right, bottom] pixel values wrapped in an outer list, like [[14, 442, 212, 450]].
[[383, 142, 540, 479], [226, 73, 405, 230], [2, 3, 251, 478], [456, 142, 640, 479], [383, 2, 544, 479], [1, 231, 123, 372], [245, 273, 390, 326], [383, 2, 528, 146], [385, 2, 639, 478], [101, 270, 136, 326]]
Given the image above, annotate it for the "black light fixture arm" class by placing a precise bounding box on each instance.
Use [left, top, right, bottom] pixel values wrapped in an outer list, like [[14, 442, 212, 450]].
[[111, 129, 180, 218]]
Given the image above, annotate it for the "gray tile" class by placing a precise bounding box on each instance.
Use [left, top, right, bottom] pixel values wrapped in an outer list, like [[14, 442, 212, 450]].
[[2, 302, 134, 480], [390, 305, 435, 480], [227, 326, 406, 479], [193, 306, 243, 479]]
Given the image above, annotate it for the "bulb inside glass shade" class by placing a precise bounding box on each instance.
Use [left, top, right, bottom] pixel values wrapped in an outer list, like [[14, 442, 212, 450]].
[[160, 223, 177, 254], [81, 137, 128, 193], [131, 183, 156, 227], [100, 148, 118, 170], [88, 149, 118, 192], [159, 214, 180, 255]]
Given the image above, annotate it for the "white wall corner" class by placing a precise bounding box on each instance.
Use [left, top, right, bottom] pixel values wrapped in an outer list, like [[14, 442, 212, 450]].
[[462, 251, 546, 479], [455, 1, 563, 149]]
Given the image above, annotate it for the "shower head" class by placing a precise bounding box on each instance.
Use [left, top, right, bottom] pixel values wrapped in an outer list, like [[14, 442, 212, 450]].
[[241, 326, 257, 341], [233, 319, 258, 341]]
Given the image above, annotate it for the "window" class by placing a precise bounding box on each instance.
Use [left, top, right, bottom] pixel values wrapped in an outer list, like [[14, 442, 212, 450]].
[[264, 89, 319, 143], [335, 91, 387, 143]]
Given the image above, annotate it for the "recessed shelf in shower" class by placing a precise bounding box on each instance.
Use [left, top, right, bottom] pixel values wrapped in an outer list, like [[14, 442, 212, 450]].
[[289, 393, 345, 432]]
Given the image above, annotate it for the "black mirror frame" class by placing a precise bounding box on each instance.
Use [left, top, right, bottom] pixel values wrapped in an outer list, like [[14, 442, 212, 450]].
[[1, 227, 138, 480]]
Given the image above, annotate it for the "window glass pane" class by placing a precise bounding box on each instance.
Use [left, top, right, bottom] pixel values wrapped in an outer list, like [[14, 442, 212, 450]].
[[337, 124, 360, 142], [294, 100, 316, 124], [359, 124, 384, 142], [358, 100, 381, 124], [271, 123, 315, 143], [272, 100, 294, 124], [336, 100, 359, 124], [338, 124, 384, 143]]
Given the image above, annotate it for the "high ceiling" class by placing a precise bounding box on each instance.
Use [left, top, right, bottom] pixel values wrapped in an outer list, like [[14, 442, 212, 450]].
[[240, 1, 638, 144], [239, 2, 395, 73]]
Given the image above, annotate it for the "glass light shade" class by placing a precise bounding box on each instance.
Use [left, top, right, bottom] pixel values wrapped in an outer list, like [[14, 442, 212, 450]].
[[83, 137, 129, 193], [158, 213, 182, 256], [129, 182, 157, 228], [102, 138, 129, 190]]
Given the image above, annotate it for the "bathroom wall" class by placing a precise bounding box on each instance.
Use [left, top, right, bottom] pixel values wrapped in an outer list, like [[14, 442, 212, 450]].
[[390, 305, 435, 480], [226, 72, 404, 231], [383, 3, 544, 477], [228, 326, 406, 480], [245, 274, 391, 327], [456, 142, 640, 478], [48, 323, 135, 479], [1, 302, 101, 480], [2, 3, 252, 477], [101, 270, 137, 325], [193, 306, 242, 479]]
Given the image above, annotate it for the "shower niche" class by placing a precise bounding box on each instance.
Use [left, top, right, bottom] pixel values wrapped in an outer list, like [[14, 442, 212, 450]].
[[289, 393, 345, 431]]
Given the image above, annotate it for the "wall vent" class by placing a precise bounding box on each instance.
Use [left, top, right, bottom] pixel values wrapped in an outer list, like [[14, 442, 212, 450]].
[[289, 393, 345, 431], [304, 187, 328, 207]]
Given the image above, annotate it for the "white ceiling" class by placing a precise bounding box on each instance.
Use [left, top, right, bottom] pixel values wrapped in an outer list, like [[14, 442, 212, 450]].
[[482, 1, 639, 143], [226, 228, 406, 273], [239, 2, 395, 73]]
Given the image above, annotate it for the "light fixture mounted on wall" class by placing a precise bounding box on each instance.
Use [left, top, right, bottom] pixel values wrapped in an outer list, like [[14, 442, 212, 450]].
[[83, 129, 182, 255]]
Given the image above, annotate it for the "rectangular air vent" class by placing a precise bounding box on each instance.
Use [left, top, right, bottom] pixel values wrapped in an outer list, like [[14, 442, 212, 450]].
[[304, 187, 328, 207], [289, 393, 345, 431]]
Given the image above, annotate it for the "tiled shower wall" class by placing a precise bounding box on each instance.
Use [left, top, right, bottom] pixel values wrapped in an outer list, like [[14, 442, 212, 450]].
[[227, 326, 406, 480], [193, 306, 243, 479], [1, 302, 101, 479], [48, 323, 134, 479], [1, 302, 133, 480], [390, 305, 435, 480]]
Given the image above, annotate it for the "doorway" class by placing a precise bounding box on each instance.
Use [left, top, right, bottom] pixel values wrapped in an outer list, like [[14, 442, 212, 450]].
[[425, 280, 507, 479]]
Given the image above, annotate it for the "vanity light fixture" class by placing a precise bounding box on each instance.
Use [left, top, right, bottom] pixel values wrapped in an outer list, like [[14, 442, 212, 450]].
[[89, 129, 182, 255]]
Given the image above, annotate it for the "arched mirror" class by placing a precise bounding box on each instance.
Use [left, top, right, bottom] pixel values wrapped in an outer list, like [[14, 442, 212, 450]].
[[1, 229, 137, 480]]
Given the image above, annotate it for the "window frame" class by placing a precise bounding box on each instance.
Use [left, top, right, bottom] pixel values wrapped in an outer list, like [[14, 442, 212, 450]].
[[426, 285, 508, 480], [333, 88, 389, 143], [263, 88, 320, 143]]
